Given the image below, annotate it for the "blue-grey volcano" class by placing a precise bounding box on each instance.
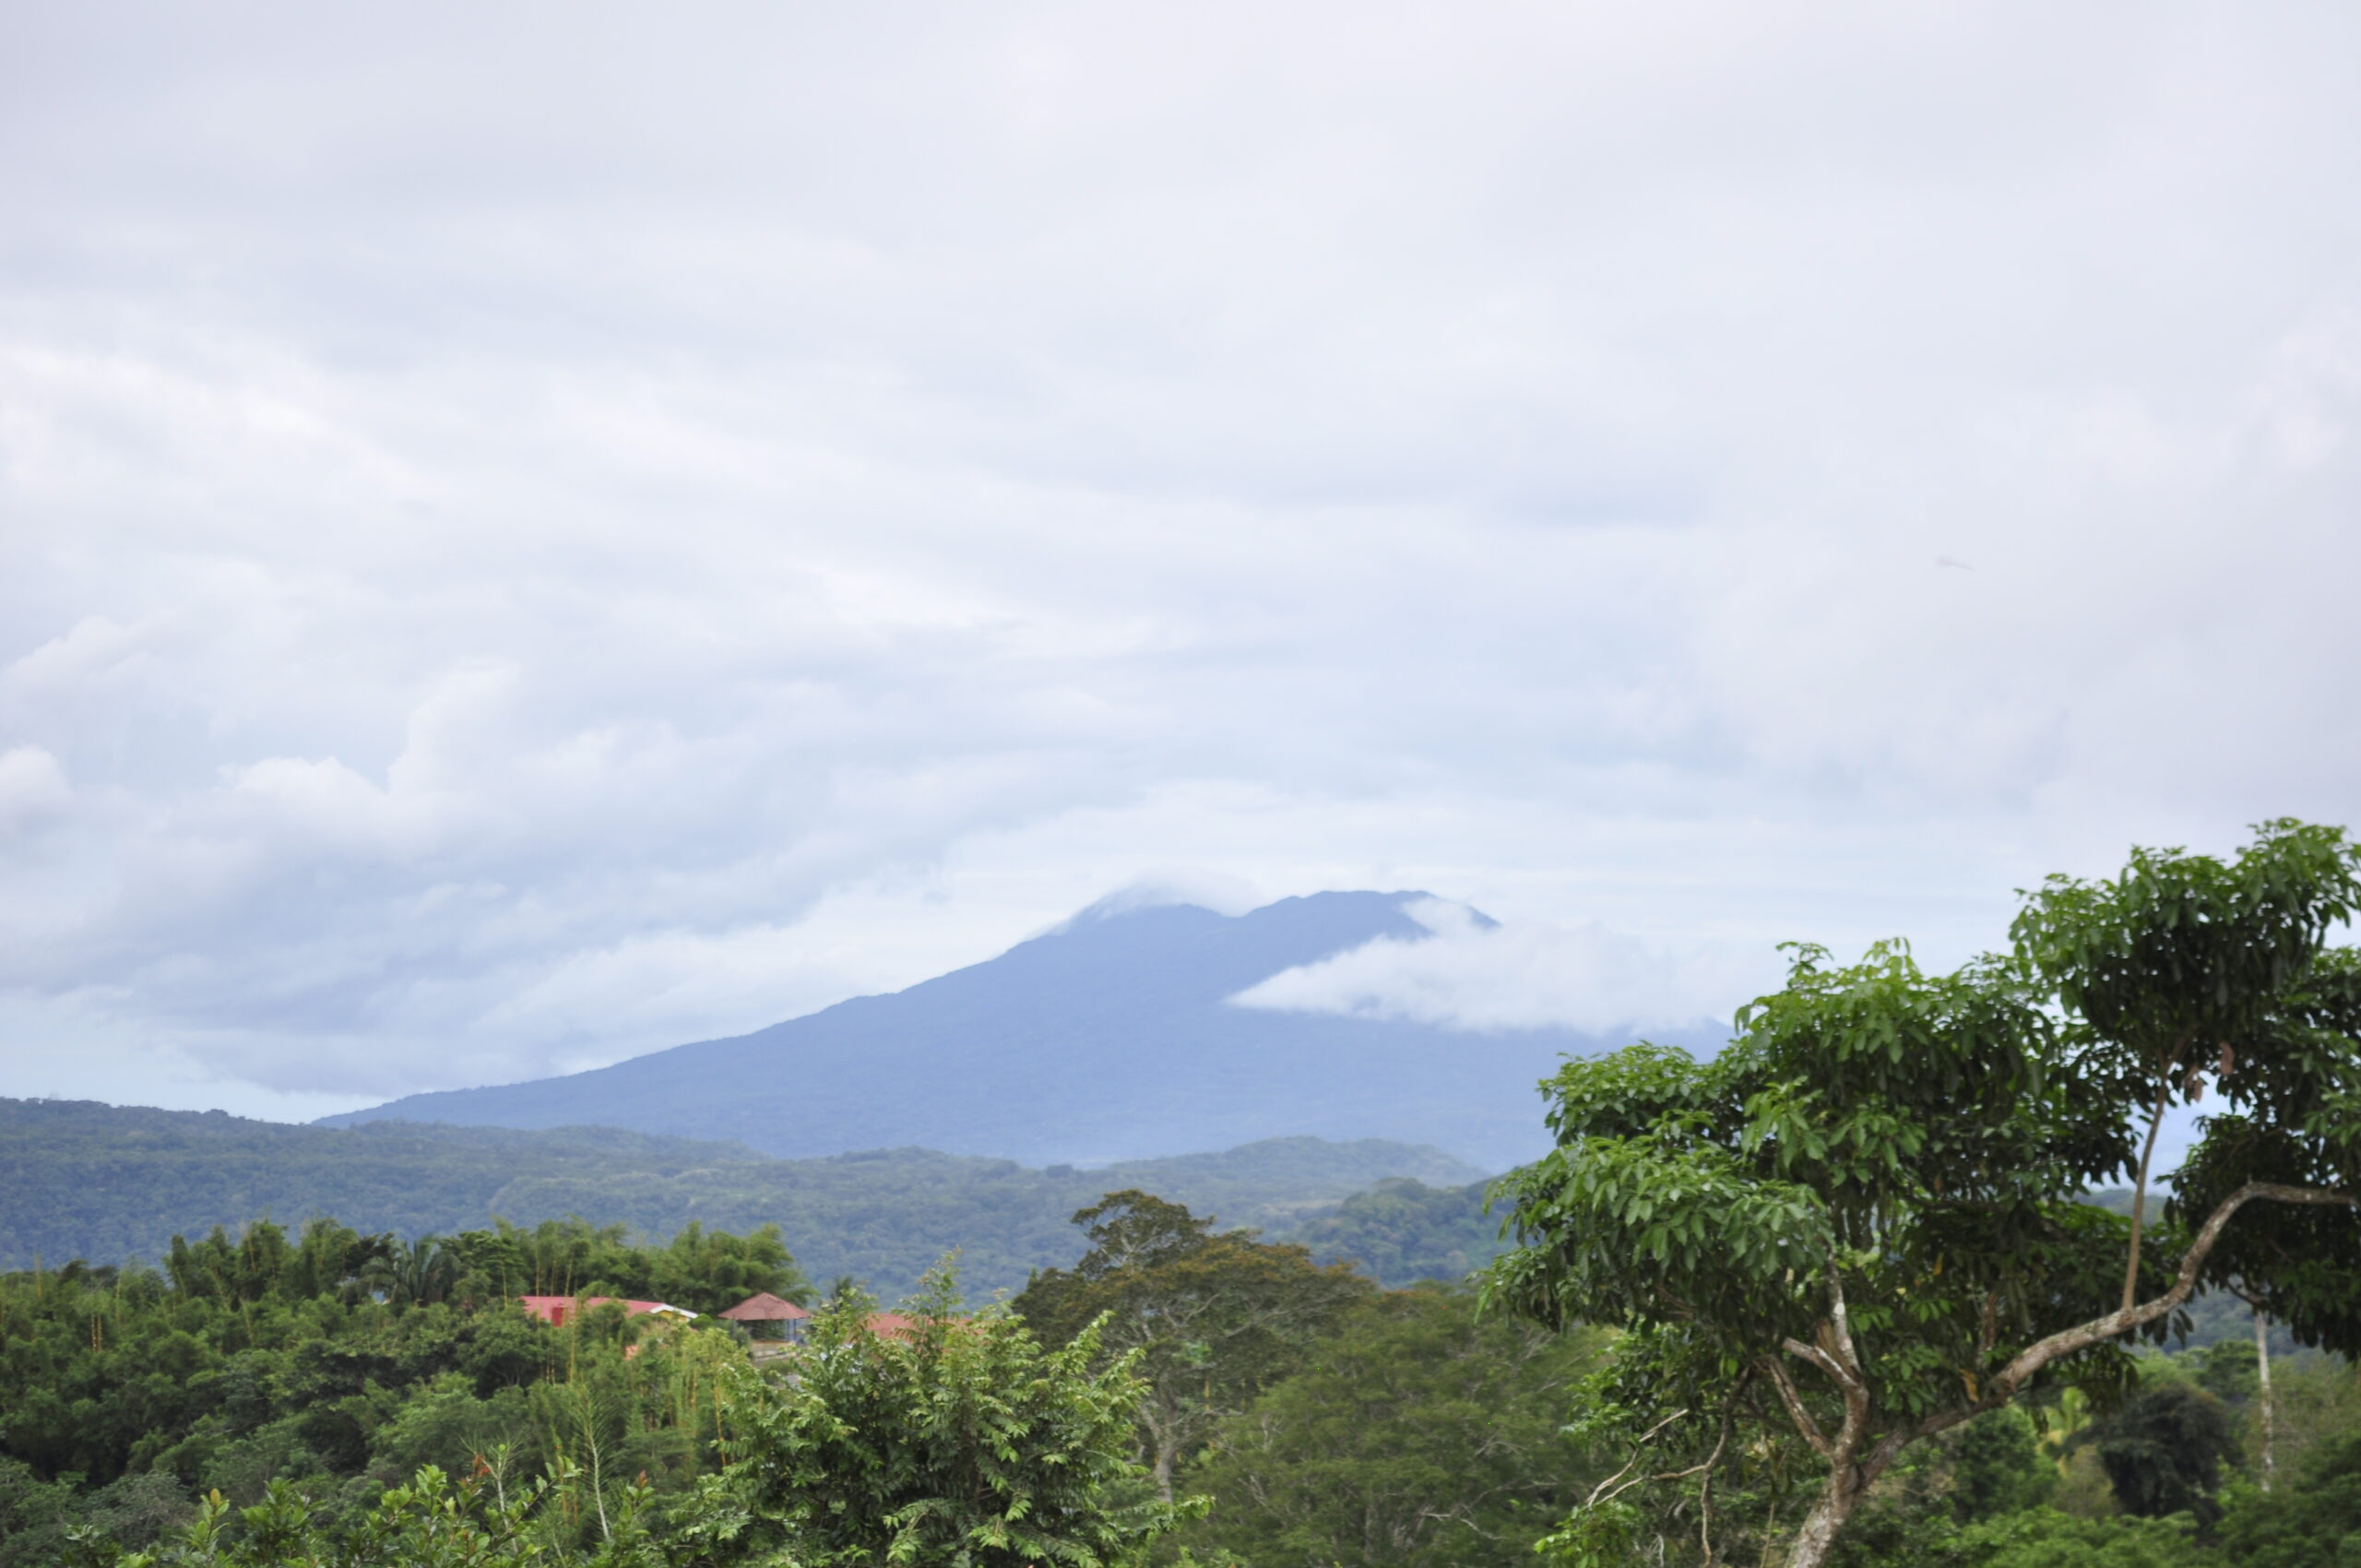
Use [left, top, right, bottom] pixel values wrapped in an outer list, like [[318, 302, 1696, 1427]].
[[321, 891, 1668, 1168]]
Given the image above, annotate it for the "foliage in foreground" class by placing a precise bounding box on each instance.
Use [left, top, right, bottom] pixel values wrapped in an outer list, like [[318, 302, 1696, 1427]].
[[677, 1268, 1188, 1567], [1489, 820, 2361, 1567], [0, 1214, 801, 1563], [16, 1265, 1181, 1567]]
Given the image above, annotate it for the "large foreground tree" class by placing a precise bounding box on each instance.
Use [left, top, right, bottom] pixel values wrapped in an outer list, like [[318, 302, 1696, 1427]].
[[1487, 820, 2361, 1568]]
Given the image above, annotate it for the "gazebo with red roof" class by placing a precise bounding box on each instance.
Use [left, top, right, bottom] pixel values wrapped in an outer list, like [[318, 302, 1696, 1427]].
[[718, 1291, 814, 1342]]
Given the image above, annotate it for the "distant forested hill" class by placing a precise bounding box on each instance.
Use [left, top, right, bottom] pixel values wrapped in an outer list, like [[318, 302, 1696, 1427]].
[[0, 1098, 1486, 1298]]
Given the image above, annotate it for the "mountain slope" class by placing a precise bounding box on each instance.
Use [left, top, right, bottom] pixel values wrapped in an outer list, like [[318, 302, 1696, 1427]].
[[321, 891, 1655, 1169], [0, 1097, 1482, 1298]]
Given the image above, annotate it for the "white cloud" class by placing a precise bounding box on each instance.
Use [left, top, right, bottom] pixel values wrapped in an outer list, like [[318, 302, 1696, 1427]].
[[1061, 870, 1268, 926], [1231, 898, 1779, 1037], [1, 2, 2358, 1109], [0, 746, 71, 835]]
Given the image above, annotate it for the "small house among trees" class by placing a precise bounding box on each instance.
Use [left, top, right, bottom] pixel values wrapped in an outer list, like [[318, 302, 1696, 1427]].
[[718, 1289, 814, 1341], [517, 1293, 699, 1328]]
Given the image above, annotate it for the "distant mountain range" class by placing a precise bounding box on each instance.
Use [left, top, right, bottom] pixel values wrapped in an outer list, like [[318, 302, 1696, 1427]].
[[0, 1097, 1489, 1297], [322, 891, 1697, 1170]]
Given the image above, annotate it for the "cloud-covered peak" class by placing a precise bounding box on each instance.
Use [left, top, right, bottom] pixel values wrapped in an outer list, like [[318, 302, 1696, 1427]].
[[1062, 871, 1269, 925]]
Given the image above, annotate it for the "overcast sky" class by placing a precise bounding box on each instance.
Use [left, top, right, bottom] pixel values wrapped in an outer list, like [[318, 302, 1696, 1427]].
[[4, 2, 2357, 1122]]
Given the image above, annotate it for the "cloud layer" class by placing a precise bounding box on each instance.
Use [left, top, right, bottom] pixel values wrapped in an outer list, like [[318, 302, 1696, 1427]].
[[1233, 898, 1774, 1037], [4, 3, 2360, 1114]]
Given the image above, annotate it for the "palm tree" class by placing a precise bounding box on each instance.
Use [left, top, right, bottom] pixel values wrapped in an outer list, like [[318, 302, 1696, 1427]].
[[362, 1235, 458, 1306]]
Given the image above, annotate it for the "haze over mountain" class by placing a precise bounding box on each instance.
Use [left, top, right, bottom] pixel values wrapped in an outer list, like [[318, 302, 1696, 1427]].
[[322, 891, 1696, 1169]]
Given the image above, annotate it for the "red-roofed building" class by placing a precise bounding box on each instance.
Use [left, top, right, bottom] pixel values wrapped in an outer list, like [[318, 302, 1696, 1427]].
[[518, 1295, 698, 1328]]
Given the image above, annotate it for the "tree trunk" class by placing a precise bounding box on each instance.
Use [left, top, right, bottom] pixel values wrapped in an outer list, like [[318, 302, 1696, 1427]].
[[1782, 1465, 1869, 1568], [1141, 1393, 1181, 1502], [1770, 1184, 2354, 1568], [2254, 1308, 2276, 1492], [1151, 1439, 1175, 1503], [2122, 1077, 2174, 1313]]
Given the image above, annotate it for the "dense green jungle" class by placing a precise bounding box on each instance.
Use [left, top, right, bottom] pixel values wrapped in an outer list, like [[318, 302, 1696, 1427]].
[[11, 820, 2361, 1567], [4, 1193, 2356, 1568]]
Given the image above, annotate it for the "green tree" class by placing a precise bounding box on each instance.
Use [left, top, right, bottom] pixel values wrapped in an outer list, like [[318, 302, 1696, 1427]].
[[1180, 1285, 1604, 1567], [362, 1235, 457, 1307], [2085, 1382, 2237, 1524], [1487, 822, 2361, 1568], [2213, 1423, 2361, 1568], [1012, 1193, 1372, 1500], [107, 1466, 635, 1567], [646, 1222, 809, 1316], [673, 1264, 1188, 1567], [1931, 1508, 2206, 1568], [1950, 1408, 2053, 1524], [434, 1217, 809, 1317], [2010, 827, 2360, 1316]]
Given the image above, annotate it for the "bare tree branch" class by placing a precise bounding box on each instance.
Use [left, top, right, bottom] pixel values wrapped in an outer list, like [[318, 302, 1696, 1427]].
[[1584, 1409, 1691, 1510], [1696, 1406, 1735, 1568], [1782, 1336, 1861, 1396], [1820, 1254, 1861, 1376], [1997, 1182, 2357, 1397], [1761, 1354, 1835, 1461]]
